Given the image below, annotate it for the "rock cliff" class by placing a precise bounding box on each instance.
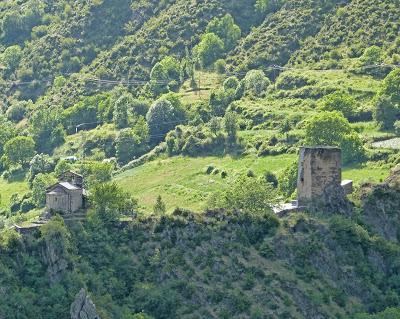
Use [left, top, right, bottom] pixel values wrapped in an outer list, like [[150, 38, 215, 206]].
[[70, 289, 100, 319]]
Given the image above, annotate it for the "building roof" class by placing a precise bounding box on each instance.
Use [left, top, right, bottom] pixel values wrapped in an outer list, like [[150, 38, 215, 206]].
[[59, 181, 80, 190], [47, 181, 82, 193]]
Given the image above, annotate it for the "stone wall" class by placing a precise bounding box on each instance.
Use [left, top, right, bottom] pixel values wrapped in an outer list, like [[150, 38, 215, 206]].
[[297, 147, 341, 206], [46, 188, 83, 213]]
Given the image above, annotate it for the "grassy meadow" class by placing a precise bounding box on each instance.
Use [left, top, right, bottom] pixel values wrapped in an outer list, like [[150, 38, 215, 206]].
[[115, 154, 389, 213], [0, 177, 29, 209]]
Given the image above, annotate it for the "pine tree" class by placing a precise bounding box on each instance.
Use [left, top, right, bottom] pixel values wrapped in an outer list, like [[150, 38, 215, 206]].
[[153, 195, 166, 215]]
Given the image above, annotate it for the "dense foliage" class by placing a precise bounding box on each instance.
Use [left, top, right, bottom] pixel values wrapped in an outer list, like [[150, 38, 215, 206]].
[[0, 0, 400, 318]]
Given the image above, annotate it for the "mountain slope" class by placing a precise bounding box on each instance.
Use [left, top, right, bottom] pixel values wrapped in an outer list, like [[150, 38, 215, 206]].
[[2, 170, 400, 318]]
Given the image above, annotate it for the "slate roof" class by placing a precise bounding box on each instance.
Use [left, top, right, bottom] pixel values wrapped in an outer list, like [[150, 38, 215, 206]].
[[59, 181, 80, 190], [46, 181, 82, 193]]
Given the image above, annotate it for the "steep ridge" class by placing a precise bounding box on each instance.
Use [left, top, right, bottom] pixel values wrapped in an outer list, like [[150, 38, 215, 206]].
[[227, 0, 348, 76], [289, 0, 400, 66]]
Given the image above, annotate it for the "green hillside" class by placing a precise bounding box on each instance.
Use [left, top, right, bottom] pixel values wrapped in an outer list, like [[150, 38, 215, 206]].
[[2, 170, 400, 318], [1, 0, 400, 318]]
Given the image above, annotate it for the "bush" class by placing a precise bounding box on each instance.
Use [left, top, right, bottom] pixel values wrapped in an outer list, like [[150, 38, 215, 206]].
[[131, 99, 150, 117], [150, 56, 181, 95], [244, 70, 270, 97], [3, 136, 36, 167], [320, 91, 356, 119], [9, 193, 22, 213], [374, 69, 400, 129], [6, 101, 29, 123], [214, 59, 226, 73], [247, 170, 255, 177], [264, 171, 278, 188], [394, 121, 400, 135], [32, 173, 57, 207], [206, 14, 241, 51], [276, 72, 314, 90], [146, 98, 185, 141], [223, 76, 240, 91], [205, 165, 215, 174], [278, 161, 298, 198], [20, 198, 36, 213], [195, 33, 225, 67], [304, 111, 365, 164], [208, 175, 277, 215], [28, 153, 54, 184]]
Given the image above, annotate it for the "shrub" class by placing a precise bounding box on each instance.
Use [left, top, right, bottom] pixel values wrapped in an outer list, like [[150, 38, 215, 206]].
[[3, 136, 36, 167], [131, 99, 150, 117], [374, 69, 400, 129], [214, 59, 226, 73], [27, 153, 54, 184], [195, 33, 225, 67], [32, 173, 57, 207], [244, 70, 270, 97], [223, 76, 240, 91], [320, 91, 356, 119], [9, 193, 22, 213], [264, 171, 278, 188], [150, 56, 181, 95], [304, 111, 365, 163], [6, 101, 29, 123], [206, 14, 241, 51], [146, 98, 185, 141], [394, 121, 400, 135], [278, 160, 298, 198], [276, 72, 313, 90], [20, 198, 36, 213], [205, 165, 215, 174], [208, 175, 277, 215], [247, 170, 255, 177], [113, 94, 132, 129]]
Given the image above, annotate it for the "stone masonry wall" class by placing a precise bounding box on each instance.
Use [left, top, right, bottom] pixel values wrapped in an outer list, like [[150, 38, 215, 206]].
[[298, 147, 341, 206]]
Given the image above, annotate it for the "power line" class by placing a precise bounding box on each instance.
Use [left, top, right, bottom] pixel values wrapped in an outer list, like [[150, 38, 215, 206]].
[[1, 63, 398, 88]]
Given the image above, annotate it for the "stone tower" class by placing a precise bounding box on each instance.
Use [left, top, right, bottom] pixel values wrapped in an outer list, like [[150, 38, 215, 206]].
[[297, 146, 342, 206]]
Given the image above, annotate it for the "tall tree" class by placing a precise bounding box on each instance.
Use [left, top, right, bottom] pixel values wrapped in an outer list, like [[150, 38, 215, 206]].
[[206, 14, 241, 51], [3, 136, 36, 166]]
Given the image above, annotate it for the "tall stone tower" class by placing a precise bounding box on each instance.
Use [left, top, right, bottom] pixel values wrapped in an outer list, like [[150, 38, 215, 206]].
[[297, 146, 342, 206]]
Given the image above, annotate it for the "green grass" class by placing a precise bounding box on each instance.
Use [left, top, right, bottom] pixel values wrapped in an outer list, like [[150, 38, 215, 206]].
[[343, 163, 389, 184], [180, 71, 224, 105], [351, 121, 396, 142], [115, 154, 390, 213], [115, 154, 296, 213], [0, 177, 29, 209]]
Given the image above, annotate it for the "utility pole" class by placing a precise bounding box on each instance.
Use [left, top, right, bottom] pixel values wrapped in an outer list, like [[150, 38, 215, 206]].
[[198, 72, 201, 98]]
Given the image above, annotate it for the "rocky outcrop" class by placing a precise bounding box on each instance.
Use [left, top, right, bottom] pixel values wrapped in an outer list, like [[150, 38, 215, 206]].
[[361, 165, 400, 242], [70, 289, 100, 319], [42, 237, 69, 284], [308, 183, 353, 215]]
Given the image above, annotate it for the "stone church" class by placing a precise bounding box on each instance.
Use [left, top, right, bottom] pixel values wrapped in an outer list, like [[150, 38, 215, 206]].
[[46, 172, 85, 213]]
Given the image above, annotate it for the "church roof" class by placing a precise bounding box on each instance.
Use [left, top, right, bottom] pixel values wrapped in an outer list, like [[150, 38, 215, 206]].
[[59, 181, 80, 190], [46, 181, 82, 193]]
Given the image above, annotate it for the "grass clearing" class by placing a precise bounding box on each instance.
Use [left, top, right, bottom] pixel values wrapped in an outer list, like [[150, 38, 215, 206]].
[[180, 71, 224, 104], [343, 164, 389, 184], [115, 154, 390, 213], [0, 177, 29, 209], [115, 154, 296, 212]]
